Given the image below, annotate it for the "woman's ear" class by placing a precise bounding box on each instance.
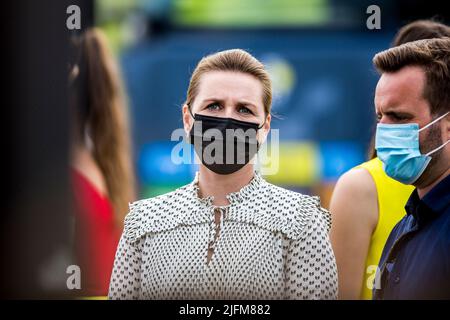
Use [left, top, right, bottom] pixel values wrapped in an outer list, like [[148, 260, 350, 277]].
[[182, 104, 193, 136], [258, 113, 271, 144]]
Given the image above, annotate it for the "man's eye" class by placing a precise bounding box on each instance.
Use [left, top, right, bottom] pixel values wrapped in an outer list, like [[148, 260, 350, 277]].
[[238, 106, 253, 114], [392, 114, 405, 121], [206, 103, 221, 111], [376, 114, 382, 122]]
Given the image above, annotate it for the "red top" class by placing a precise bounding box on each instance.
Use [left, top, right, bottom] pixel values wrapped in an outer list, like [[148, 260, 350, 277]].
[[71, 169, 121, 296]]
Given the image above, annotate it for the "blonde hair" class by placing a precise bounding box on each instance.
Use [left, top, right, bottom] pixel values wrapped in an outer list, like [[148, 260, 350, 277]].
[[185, 49, 272, 115]]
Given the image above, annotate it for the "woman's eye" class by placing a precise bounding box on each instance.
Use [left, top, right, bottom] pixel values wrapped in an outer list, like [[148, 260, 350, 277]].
[[238, 106, 253, 114], [206, 103, 221, 111]]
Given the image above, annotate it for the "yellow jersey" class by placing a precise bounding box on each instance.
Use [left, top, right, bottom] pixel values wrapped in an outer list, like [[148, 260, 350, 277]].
[[357, 157, 414, 300]]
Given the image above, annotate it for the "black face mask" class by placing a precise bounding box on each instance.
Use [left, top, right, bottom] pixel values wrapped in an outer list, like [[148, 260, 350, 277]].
[[188, 109, 264, 175]]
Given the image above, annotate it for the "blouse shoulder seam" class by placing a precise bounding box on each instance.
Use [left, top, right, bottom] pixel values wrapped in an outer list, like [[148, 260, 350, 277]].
[[259, 183, 321, 240], [123, 185, 192, 243]]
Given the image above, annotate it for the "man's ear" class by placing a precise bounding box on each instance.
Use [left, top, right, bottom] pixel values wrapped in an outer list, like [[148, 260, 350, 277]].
[[182, 104, 193, 136]]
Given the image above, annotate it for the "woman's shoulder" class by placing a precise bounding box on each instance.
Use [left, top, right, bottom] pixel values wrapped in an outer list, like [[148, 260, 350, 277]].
[[248, 180, 332, 241], [121, 183, 196, 243]]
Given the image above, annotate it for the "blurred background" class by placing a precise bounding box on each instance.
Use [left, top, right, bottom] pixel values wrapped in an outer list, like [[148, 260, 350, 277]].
[[2, 0, 448, 298], [94, 0, 448, 205]]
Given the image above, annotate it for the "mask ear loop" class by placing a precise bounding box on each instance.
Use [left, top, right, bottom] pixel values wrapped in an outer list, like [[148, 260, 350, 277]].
[[425, 139, 450, 156], [186, 103, 196, 144], [256, 114, 270, 154], [187, 103, 195, 119], [257, 113, 270, 130], [418, 111, 450, 156], [418, 111, 449, 132]]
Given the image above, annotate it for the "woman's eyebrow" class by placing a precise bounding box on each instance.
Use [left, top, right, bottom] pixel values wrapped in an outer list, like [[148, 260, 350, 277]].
[[201, 97, 258, 108], [237, 101, 258, 109], [201, 98, 225, 105]]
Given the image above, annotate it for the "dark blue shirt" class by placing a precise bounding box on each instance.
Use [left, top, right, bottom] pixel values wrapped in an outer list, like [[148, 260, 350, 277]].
[[373, 174, 450, 300]]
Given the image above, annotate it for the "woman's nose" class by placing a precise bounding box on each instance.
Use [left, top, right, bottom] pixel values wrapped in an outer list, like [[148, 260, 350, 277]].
[[223, 106, 236, 118]]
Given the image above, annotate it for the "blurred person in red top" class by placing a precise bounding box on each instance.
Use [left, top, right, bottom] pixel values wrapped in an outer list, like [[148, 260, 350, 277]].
[[68, 28, 136, 297]]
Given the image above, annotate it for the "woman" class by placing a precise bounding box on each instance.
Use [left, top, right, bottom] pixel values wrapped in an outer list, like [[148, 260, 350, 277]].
[[108, 49, 337, 300], [69, 28, 135, 296], [330, 20, 450, 300]]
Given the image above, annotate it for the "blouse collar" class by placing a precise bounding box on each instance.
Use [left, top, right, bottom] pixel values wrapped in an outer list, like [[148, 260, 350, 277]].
[[189, 171, 264, 206]]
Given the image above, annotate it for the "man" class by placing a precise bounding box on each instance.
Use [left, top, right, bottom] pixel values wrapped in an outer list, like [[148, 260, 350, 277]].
[[372, 38, 450, 299], [330, 20, 450, 300]]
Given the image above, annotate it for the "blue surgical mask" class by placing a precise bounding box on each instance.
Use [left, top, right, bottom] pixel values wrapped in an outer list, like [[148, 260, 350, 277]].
[[375, 111, 449, 184]]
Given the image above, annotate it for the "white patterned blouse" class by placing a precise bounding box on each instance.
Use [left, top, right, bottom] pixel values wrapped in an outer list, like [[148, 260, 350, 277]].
[[108, 172, 338, 300]]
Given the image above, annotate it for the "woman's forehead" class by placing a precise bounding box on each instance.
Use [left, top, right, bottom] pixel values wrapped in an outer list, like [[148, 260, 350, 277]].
[[196, 71, 264, 105]]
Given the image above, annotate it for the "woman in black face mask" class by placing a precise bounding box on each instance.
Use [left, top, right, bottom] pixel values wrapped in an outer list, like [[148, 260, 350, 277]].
[[109, 49, 338, 300]]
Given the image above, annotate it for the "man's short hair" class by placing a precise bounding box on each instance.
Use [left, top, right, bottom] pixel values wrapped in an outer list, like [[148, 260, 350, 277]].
[[373, 38, 450, 116]]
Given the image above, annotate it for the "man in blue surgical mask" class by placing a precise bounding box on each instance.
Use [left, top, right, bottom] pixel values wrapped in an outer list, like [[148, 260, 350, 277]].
[[372, 38, 450, 300]]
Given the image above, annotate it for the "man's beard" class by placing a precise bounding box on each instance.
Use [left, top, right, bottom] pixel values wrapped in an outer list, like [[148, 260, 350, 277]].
[[415, 122, 444, 186]]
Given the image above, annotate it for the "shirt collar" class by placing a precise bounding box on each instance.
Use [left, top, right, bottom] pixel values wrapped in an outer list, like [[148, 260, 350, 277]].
[[405, 174, 450, 226]]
